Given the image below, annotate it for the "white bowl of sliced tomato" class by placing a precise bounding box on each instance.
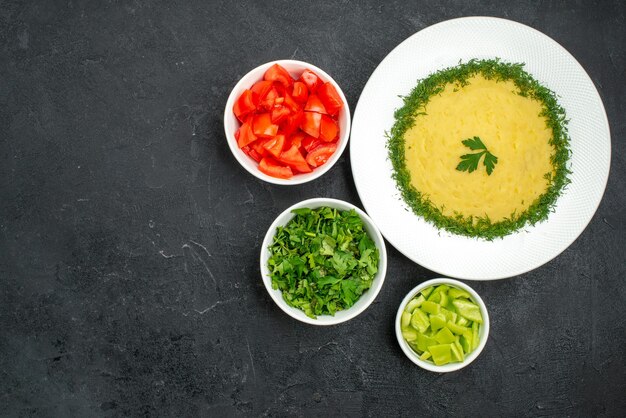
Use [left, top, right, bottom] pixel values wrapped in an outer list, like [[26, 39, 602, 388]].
[[224, 60, 350, 185]]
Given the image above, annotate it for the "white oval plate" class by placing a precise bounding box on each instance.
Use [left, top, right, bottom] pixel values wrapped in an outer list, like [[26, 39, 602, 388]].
[[350, 17, 611, 280]]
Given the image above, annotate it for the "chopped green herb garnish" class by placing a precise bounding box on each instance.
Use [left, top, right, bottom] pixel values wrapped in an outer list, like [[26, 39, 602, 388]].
[[268, 207, 379, 318], [456, 136, 499, 175]]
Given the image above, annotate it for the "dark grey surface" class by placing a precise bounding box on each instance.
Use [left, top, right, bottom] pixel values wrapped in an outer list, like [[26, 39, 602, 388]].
[[1, 0, 625, 416]]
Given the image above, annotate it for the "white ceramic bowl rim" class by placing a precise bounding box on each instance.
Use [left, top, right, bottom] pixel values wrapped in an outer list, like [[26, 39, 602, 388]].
[[395, 278, 490, 372], [224, 60, 351, 185], [260, 198, 388, 325]]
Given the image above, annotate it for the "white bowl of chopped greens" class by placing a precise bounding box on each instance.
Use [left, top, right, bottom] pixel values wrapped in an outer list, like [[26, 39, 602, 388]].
[[260, 198, 387, 325], [396, 278, 490, 372]]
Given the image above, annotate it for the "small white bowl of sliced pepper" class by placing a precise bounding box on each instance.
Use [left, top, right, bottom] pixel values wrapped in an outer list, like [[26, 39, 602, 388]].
[[395, 278, 489, 372]]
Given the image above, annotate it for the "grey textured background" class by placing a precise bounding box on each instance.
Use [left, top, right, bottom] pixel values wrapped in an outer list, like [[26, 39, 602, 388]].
[[1, 0, 625, 416]]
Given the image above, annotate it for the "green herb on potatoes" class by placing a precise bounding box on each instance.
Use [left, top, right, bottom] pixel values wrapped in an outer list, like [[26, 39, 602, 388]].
[[401, 284, 483, 366], [456, 136, 499, 176], [268, 207, 379, 318]]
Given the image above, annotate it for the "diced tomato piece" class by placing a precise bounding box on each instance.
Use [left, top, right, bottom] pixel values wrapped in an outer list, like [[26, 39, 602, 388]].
[[250, 138, 269, 157], [306, 142, 337, 167], [262, 134, 285, 158], [250, 80, 273, 105], [259, 157, 293, 179], [271, 106, 291, 124], [288, 132, 306, 149], [304, 95, 328, 114], [317, 82, 343, 116], [281, 110, 303, 136], [259, 87, 279, 110], [264, 64, 294, 88], [319, 115, 339, 142], [252, 113, 279, 138], [283, 92, 301, 113], [291, 81, 309, 103], [248, 148, 262, 162], [234, 127, 240, 141], [302, 135, 322, 153], [242, 145, 261, 162], [233, 89, 256, 122], [272, 82, 286, 97], [237, 120, 257, 148], [299, 69, 322, 93], [279, 145, 312, 173], [300, 111, 322, 138]]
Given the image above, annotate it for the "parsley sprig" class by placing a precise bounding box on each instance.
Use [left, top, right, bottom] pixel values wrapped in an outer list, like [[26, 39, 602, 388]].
[[456, 136, 499, 175], [268, 207, 379, 318]]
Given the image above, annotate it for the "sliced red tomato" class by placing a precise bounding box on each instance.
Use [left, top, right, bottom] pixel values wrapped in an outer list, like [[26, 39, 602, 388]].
[[272, 81, 286, 97], [252, 113, 279, 138], [250, 138, 269, 157], [241, 145, 262, 162], [250, 80, 273, 105], [302, 135, 322, 153], [291, 81, 309, 103], [281, 110, 303, 136], [264, 64, 293, 88], [271, 106, 291, 124], [259, 87, 279, 110], [248, 148, 262, 162], [304, 95, 328, 114], [283, 92, 301, 113], [237, 120, 257, 148], [317, 82, 343, 116], [259, 157, 293, 179], [288, 131, 306, 149], [279, 145, 312, 173], [233, 89, 256, 122], [299, 69, 322, 93], [319, 115, 338, 142], [300, 111, 322, 138], [306, 142, 337, 167], [262, 134, 286, 158]]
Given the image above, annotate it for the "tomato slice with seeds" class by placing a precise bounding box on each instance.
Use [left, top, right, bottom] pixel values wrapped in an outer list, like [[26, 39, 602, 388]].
[[259, 157, 293, 179], [300, 111, 322, 138], [299, 69, 322, 93], [233, 89, 256, 122], [319, 115, 338, 142], [304, 94, 327, 114], [264, 64, 293, 88], [305, 142, 337, 167], [317, 82, 343, 116]]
